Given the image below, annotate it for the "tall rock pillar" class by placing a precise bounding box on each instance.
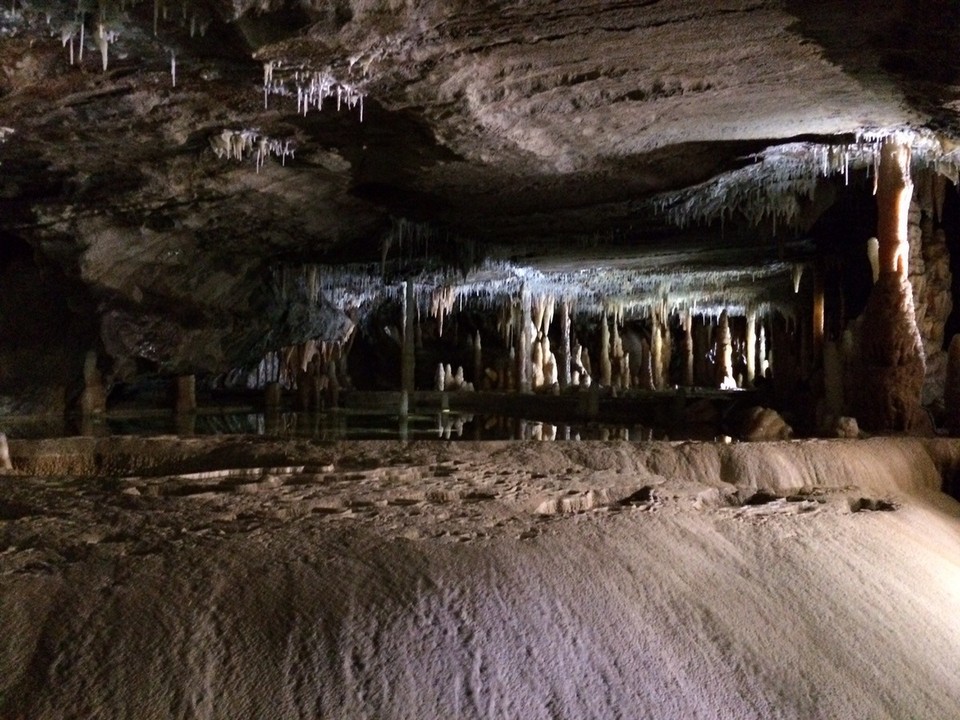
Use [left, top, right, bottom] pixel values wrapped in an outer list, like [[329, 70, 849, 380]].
[[855, 142, 927, 431]]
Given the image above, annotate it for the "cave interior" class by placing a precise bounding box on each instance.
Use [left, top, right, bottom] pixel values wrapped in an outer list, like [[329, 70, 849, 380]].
[[1, 0, 960, 440]]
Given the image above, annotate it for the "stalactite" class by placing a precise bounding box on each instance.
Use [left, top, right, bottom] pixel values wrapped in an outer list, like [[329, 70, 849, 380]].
[[867, 237, 880, 284], [401, 280, 415, 394], [94, 23, 112, 72], [933, 173, 947, 223]]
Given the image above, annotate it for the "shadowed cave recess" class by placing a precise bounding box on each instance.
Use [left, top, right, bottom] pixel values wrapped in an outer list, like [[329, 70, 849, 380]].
[[3, 2, 960, 719]]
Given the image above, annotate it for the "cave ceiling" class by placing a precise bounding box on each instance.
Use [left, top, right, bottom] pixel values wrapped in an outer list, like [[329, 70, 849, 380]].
[[2, 0, 960, 378]]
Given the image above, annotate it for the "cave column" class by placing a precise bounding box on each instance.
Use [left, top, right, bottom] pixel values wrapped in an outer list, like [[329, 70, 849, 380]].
[[401, 279, 415, 398], [80, 351, 107, 416], [175, 374, 197, 414], [651, 311, 663, 390], [0, 432, 10, 472], [600, 311, 612, 387], [812, 266, 825, 369], [559, 299, 571, 389], [716, 311, 734, 389], [877, 142, 912, 277], [519, 286, 532, 393], [745, 309, 757, 387], [853, 141, 926, 431], [683, 310, 694, 387], [473, 330, 482, 388]]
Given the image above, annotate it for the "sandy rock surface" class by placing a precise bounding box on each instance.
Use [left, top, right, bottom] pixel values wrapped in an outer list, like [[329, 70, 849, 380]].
[[1, 436, 960, 718]]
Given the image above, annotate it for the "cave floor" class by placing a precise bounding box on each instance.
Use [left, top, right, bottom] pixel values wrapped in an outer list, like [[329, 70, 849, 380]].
[[2, 436, 960, 718]]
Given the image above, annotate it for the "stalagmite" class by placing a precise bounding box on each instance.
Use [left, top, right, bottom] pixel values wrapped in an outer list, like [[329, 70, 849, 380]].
[[717, 311, 736, 390], [745, 309, 757, 387], [620, 353, 631, 391], [543, 337, 558, 388], [600, 312, 612, 387], [640, 339, 655, 391], [519, 288, 533, 393], [945, 335, 960, 435], [175, 375, 196, 414], [559, 299, 571, 388], [532, 339, 545, 388], [401, 280, 415, 394], [867, 237, 880, 284], [435, 363, 445, 392]]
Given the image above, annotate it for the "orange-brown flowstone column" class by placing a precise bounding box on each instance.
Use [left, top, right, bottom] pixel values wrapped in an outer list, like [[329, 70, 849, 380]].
[[854, 141, 927, 431]]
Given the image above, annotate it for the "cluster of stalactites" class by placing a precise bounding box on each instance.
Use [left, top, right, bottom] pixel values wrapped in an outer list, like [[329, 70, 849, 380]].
[[653, 128, 960, 232], [309, 258, 799, 325], [262, 61, 365, 120], [208, 128, 295, 172], [59, 16, 116, 70]]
